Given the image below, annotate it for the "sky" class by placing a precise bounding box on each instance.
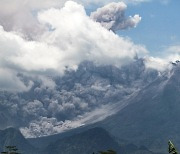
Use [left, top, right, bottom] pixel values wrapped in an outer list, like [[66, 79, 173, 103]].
[[0, 0, 150, 92], [118, 0, 180, 56], [0, 0, 180, 137], [84, 0, 180, 56], [0, 0, 179, 57]]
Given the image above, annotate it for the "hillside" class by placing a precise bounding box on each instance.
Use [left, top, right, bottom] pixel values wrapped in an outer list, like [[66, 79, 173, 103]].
[[42, 127, 159, 154], [99, 63, 180, 153], [0, 127, 37, 154]]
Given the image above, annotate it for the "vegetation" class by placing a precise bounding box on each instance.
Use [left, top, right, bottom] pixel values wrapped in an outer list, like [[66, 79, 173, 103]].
[[168, 140, 178, 154], [93, 149, 116, 154], [98, 150, 116, 154], [1, 139, 179, 154], [1, 146, 21, 154]]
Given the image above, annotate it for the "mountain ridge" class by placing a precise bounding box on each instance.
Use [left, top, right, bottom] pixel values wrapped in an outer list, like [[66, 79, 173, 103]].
[[97, 63, 180, 153], [0, 127, 164, 154]]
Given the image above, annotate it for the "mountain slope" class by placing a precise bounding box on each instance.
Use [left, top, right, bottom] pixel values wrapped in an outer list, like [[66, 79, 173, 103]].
[[99, 64, 180, 153], [43, 127, 121, 154], [0, 127, 37, 154], [42, 127, 159, 154], [0, 126, 163, 154], [0, 59, 159, 137]]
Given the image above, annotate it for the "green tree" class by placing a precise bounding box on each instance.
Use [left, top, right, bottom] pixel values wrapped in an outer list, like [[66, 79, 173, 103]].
[[98, 149, 116, 154], [1, 146, 21, 154], [168, 140, 178, 154]]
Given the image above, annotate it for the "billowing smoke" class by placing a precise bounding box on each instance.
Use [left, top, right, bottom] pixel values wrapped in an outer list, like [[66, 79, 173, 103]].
[[0, 0, 169, 37], [90, 2, 141, 32], [0, 1, 147, 92], [0, 0, 65, 38], [0, 1, 149, 137], [0, 60, 160, 138], [0, 0, 176, 138], [0, 0, 145, 38]]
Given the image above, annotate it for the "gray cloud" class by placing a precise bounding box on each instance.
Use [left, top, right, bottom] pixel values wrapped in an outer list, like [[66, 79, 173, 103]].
[[90, 2, 141, 32], [0, 73, 127, 137], [0, 0, 66, 38], [0, 59, 160, 137], [0, 0, 174, 138], [0, 1, 147, 92], [0, 0, 153, 38], [79, 0, 171, 6]]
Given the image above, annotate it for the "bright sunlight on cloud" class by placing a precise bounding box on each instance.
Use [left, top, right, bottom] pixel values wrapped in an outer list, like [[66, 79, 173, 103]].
[[0, 1, 147, 92]]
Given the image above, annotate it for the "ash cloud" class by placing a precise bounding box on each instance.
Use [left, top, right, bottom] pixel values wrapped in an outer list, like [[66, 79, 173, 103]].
[[0, 0, 174, 138], [90, 2, 141, 32], [0, 60, 160, 137], [0, 0, 65, 38], [0, 1, 147, 134], [0, 1, 147, 92]]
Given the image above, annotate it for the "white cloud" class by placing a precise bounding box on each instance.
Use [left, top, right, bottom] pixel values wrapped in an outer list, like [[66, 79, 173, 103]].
[[0, 0, 171, 39], [0, 0, 66, 38], [0, 68, 33, 92], [144, 56, 170, 71], [164, 45, 180, 63], [0, 26, 61, 72], [0, 0, 168, 37], [37, 1, 146, 66], [0, 1, 147, 91], [90, 2, 141, 31], [144, 45, 180, 71], [0, 0, 176, 138]]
